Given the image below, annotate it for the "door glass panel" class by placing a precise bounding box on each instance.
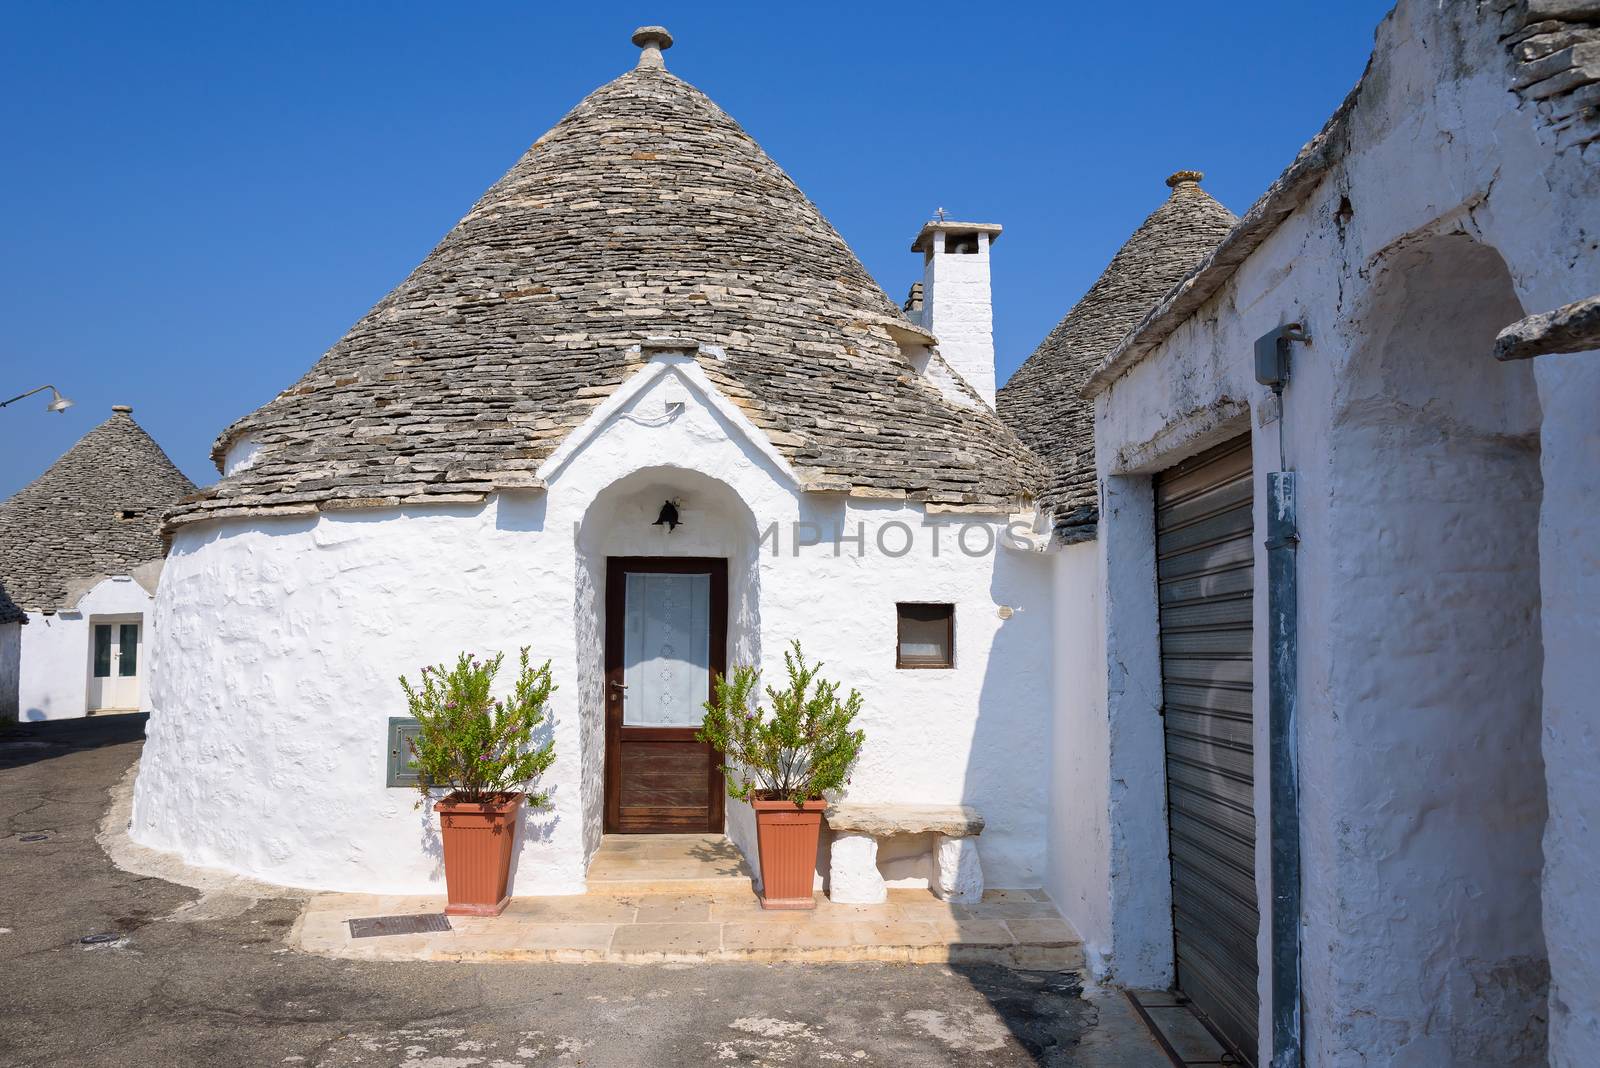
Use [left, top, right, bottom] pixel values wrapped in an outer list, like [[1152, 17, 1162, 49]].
[[93, 624, 112, 678], [118, 623, 139, 677], [622, 572, 710, 727]]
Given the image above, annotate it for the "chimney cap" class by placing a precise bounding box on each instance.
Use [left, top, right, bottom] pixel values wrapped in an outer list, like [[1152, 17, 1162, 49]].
[[631, 25, 673, 68], [1166, 169, 1205, 189], [911, 220, 1003, 254], [111, 404, 133, 414]]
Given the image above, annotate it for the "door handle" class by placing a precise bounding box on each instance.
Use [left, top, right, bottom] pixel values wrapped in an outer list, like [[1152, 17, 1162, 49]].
[[609, 681, 628, 691]]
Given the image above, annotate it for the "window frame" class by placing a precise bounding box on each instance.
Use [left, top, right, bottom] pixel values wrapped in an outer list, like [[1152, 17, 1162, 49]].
[[895, 602, 955, 669], [117, 621, 140, 677]]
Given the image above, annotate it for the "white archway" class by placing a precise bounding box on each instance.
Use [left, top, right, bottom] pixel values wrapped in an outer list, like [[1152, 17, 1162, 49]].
[[572, 466, 764, 867]]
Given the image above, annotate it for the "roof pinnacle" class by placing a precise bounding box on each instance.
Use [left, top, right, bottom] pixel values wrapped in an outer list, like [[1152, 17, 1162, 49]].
[[1166, 169, 1205, 190], [631, 25, 673, 70]]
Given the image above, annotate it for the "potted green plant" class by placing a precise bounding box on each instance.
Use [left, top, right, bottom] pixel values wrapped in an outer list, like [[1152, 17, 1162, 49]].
[[698, 640, 865, 910], [400, 648, 556, 916]]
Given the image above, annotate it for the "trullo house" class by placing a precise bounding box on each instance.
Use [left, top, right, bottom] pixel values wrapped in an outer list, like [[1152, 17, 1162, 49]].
[[130, 27, 1066, 895], [0, 407, 195, 721]]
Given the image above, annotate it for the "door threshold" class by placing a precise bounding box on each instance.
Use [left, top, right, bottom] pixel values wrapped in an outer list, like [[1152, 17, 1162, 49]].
[[587, 833, 753, 894]]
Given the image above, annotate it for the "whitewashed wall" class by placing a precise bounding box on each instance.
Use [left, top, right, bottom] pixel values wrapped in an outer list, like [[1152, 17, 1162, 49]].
[[16, 577, 153, 721], [1083, 2, 1598, 1063], [1044, 538, 1110, 971], [131, 355, 1055, 895], [1534, 352, 1600, 1067]]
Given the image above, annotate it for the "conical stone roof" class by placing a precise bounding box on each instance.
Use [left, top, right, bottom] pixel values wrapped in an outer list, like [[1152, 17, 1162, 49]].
[[168, 39, 1045, 531], [997, 171, 1237, 538], [0, 408, 196, 617]]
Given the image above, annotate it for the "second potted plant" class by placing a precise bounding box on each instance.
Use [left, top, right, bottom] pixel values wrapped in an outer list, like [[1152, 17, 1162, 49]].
[[400, 648, 556, 916], [698, 640, 865, 910]]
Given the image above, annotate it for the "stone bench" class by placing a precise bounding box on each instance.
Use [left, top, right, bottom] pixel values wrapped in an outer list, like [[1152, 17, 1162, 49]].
[[825, 803, 985, 905]]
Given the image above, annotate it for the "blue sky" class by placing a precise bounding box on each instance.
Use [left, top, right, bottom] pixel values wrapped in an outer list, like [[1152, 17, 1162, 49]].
[[0, 2, 1392, 497]]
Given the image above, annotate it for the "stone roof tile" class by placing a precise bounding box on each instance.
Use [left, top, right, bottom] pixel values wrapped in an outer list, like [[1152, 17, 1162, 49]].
[[169, 52, 1044, 530], [0, 409, 195, 614], [996, 172, 1236, 537]]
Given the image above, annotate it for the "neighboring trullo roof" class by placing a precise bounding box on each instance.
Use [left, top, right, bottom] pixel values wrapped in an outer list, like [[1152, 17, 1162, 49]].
[[0, 407, 196, 616], [167, 30, 1046, 532], [996, 171, 1237, 538]]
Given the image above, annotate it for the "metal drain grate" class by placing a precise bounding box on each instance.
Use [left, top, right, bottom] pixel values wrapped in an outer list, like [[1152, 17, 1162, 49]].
[[1126, 990, 1246, 1066], [347, 913, 452, 939]]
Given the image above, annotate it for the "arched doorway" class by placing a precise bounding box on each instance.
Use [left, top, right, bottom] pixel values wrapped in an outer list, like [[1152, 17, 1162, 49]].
[[575, 469, 762, 847], [1318, 231, 1548, 1061]]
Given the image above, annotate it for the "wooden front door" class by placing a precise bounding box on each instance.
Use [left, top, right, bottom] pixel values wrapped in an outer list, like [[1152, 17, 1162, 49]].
[[604, 557, 727, 833]]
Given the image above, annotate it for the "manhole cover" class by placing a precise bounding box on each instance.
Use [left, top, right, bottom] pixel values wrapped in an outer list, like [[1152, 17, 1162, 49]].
[[348, 914, 452, 939]]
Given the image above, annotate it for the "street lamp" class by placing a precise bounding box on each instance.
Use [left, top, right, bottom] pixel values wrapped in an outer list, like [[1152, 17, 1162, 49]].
[[0, 384, 74, 414]]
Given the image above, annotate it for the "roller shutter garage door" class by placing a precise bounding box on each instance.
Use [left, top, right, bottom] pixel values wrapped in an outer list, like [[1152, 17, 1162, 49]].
[[1154, 435, 1259, 1064]]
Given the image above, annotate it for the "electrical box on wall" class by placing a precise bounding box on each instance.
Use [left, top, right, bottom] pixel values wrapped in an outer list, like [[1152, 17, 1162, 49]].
[[1255, 323, 1310, 390], [386, 717, 424, 787]]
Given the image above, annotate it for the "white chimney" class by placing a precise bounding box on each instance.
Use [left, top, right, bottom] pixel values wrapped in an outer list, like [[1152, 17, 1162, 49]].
[[911, 219, 1002, 408]]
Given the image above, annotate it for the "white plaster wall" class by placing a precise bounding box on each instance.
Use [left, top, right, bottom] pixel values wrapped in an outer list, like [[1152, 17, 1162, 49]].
[[922, 232, 997, 407], [1083, 3, 1594, 1061], [0, 621, 19, 720], [17, 577, 153, 721], [132, 356, 1055, 895], [1534, 353, 1600, 1065], [1315, 234, 1546, 1067], [1045, 538, 1111, 973]]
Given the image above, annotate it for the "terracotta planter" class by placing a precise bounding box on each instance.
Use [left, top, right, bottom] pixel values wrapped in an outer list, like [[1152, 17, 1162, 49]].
[[435, 791, 522, 916], [751, 796, 826, 910]]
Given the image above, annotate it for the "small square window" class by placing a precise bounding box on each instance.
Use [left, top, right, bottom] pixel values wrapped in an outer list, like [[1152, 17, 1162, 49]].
[[897, 603, 953, 668]]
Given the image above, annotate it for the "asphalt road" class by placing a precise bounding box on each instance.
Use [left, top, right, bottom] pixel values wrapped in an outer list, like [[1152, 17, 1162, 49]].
[[0, 715, 1165, 1068]]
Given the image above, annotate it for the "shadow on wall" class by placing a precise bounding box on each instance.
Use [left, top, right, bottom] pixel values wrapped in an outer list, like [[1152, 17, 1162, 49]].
[[499, 698, 562, 892], [934, 537, 1062, 1055], [963, 533, 1056, 890], [1317, 230, 1548, 1063]]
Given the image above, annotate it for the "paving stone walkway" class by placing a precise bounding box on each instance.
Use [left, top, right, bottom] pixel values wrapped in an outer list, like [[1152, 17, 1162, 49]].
[[296, 884, 1086, 967], [1, 716, 1179, 1067]]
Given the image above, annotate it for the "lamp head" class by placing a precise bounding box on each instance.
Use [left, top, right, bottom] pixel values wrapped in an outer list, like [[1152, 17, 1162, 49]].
[[46, 387, 73, 413]]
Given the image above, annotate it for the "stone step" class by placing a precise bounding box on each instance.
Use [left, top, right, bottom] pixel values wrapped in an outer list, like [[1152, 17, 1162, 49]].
[[584, 875, 755, 896], [294, 886, 1087, 969], [584, 832, 755, 896]]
